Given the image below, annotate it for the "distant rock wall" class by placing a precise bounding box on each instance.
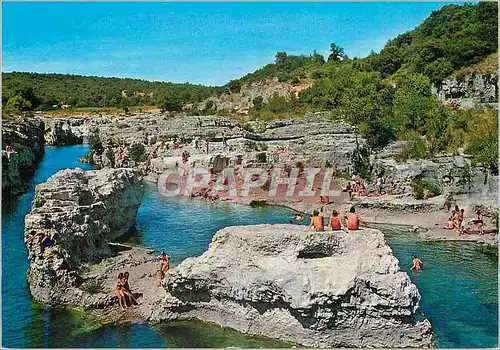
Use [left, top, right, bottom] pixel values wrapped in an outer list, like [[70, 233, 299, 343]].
[[432, 74, 498, 109], [24, 168, 144, 304], [163, 224, 433, 348], [42, 117, 98, 145], [198, 78, 312, 114], [2, 118, 45, 196]]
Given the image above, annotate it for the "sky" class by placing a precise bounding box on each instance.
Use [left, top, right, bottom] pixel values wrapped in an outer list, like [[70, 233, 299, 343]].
[[2, 2, 459, 86]]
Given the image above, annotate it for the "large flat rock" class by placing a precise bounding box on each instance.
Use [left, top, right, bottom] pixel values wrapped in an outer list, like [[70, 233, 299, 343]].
[[165, 224, 433, 347]]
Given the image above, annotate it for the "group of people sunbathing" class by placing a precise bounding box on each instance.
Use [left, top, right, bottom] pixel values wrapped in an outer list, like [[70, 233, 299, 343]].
[[443, 205, 492, 235], [296, 206, 369, 232], [343, 175, 395, 200]]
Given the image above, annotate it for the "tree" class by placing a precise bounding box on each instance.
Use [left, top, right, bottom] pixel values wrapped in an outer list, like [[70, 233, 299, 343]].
[[393, 73, 433, 133], [3, 95, 32, 118], [327, 43, 345, 62], [156, 90, 182, 112], [275, 52, 288, 65]]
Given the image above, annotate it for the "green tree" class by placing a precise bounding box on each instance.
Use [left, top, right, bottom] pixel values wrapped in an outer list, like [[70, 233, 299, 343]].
[[327, 43, 345, 62], [393, 73, 433, 133], [3, 95, 32, 118], [156, 90, 182, 112]]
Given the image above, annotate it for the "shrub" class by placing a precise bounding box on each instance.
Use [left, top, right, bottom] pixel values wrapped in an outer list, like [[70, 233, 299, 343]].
[[395, 133, 428, 163], [80, 279, 105, 295], [411, 179, 441, 199], [128, 143, 145, 163], [89, 135, 104, 157]]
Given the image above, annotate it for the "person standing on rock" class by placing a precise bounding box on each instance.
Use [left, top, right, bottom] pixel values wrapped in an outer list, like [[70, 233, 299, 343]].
[[304, 210, 324, 232], [159, 251, 170, 286], [205, 139, 209, 154], [343, 206, 369, 231]]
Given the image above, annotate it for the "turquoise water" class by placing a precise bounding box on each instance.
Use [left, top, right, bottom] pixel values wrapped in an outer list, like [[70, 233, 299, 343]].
[[378, 224, 498, 348], [2, 145, 498, 347]]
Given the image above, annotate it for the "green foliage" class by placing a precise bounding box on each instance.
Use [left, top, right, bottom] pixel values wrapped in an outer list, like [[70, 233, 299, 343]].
[[465, 108, 498, 171], [89, 135, 104, 157], [395, 132, 429, 163], [363, 2, 498, 82], [80, 279, 105, 295], [105, 148, 115, 167], [2, 72, 215, 110], [128, 143, 145, 163], [392, 73, 434, 133], [2, 95, 33, 118], [155, 90, 183, 112], [411, 179, 441, 199], [327, 43, 345, 62]]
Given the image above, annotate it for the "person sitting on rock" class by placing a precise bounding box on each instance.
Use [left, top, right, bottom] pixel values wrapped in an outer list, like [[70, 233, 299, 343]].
[[304, 210, 324, 232], [115, 273, 128, 311], [344, 206, 369, 231], [410, 254, 424, 271], [326, 210, 346, 231], [121, 271, 139, 306], [443, 212, 455, 229], [159, 251, 170, 286], [5, 145, 18, 160]]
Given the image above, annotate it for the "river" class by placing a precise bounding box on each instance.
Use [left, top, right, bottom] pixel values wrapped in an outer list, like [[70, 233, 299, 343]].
[[2, 145, 497, 347]]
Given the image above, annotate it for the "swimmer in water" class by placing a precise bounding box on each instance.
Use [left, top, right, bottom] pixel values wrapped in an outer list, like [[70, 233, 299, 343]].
[[410, 254, 424, 271]]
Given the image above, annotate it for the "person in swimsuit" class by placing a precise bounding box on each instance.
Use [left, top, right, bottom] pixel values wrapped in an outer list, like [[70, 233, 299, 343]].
[[159, 251, 170, 286], [344, 206, 369, 231], [121, 271, 138, 306], [410, 254, 424, 271], [115, 273, 127, 310], [326, 210, 345, 231], [443, 212, 455, 229], [304, 210, 324, 232]]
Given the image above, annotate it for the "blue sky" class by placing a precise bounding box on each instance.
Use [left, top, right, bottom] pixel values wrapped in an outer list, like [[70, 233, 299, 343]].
[[3, 2, 457, 86]]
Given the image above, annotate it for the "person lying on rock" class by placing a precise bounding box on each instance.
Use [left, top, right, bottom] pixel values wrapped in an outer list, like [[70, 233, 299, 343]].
[[115, 273, 128, 311], [121, 271, 138, 306], [443, 213, 455, 230], [304, 210, 324, 232], [343, 206, 369, 231], [410, 254, 424, 271], [159, 251, 170, 286], [326, 210, 347, 232]]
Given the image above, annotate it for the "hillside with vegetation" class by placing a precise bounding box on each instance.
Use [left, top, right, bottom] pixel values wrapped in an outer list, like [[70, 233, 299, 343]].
[[208, 2, 497, 171], [2, 72, 216, 113], [2, 3, 497, 172]]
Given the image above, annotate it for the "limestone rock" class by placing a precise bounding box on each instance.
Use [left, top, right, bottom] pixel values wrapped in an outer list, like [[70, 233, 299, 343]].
[[25, 167, 144, 303], [42, 118, 83, 145], [164, 224, 434, 347], [2, 117, 45, 195]]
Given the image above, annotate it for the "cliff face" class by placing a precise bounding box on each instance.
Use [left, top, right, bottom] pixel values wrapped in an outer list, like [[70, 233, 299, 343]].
[[431, 74, 498, 109], [24, 168, 144, 304], [2, 118, 45, 196], [42, 117, 98, 145], [198, 78, 312, 114], [87, 113, 364, 176], [164, 224, 433, 348]]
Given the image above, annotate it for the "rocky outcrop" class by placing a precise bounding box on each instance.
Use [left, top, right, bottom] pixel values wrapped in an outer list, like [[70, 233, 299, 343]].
[[197, 78, 312, 114], [24, 168, 144, 304], [163, 224, 433, 348], [2, 118, 45, 196], [431, 74, 498, 109], [374, 154, 498, 205], [42, 117, 98, 145], [87, 112, 364, 174]]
